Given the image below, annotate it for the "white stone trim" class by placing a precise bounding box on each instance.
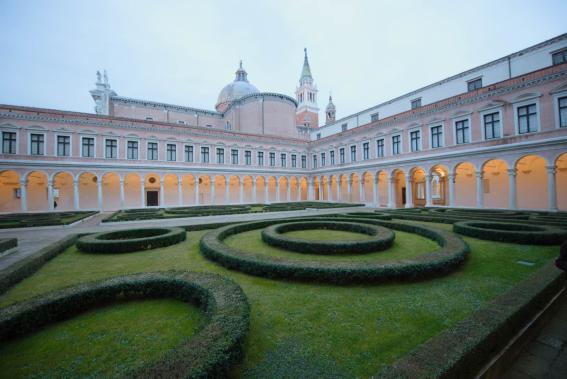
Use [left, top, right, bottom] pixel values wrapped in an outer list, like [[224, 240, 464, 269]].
[[512, 95, 541, 135], [0, 125, 20, 155], [479, 107, 503, 141], [452, 115, 472, 145], [428, 122, 445, 149], [552, 89, 567, 129], [27, 131, 46, 156]]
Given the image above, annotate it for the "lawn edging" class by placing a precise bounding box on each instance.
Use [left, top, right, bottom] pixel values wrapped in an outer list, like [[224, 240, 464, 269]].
[[0, 238, 17, 254], [76, 227, 186, 253], [453, 220, 567, 245]]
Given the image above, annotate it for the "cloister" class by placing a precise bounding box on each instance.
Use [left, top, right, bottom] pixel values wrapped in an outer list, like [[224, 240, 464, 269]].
[[1, 152, 566, 212]]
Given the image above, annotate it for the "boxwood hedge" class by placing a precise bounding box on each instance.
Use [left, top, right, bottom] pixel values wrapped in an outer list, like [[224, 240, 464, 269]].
[[76, 227, 186, 253], [0, 271, 250, 379], [453, 221, 567, 245], [0, 238, 17, 254], [261, 221, 394, 255], [199, 217, 470, 283]]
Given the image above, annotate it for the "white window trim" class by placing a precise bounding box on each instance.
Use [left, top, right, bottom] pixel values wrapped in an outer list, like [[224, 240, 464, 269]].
[[28, 131, 46, 156], [166, 142, 178, 162], [376, 138, 385, 158], [427, 122, 445, 149], [329, 149, 336, 165], [466, 76, 483, 91], [1, 126, 20, 155], [479, 107, 503, 141], [125, 138, 140, 160], [230, 148, 240, 165], [103, 137, 119, 159], [452, 115, 472, 145], [552, 90, 567, 129], [244, 149, 252, 166], [391, 133, 402, 155], [184, 144, 195, 163], [54, 133, 73, 157], [349, 144, 357, 163], [408, 127, 422, 152], [80, 135, 97, 158], [257, 150, 265, 166], [361, 140, 370, 160], [339, 146, 346, 164], [146, 139, 160, 161], [512, 96, 541, 135], [200, 145, 211, 164]]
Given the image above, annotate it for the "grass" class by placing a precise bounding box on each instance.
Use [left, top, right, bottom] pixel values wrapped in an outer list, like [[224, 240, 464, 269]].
[[285, 229, 373, 241], [0, 221, 560, 378], [0, 299, 203, 377]]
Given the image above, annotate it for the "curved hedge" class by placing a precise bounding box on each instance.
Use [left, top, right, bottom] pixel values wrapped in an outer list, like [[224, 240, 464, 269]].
[[261, 221, 394, 255], [453, 220, 567, 245], [76, 227, 186, 253], [339, 212, 392, 220], [200, 217, 470, 283], [0, 271, 250, 378]]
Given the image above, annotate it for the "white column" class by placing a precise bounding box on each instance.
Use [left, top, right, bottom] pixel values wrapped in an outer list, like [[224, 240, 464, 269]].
[[425, 174, 432, 207], [73, 179, 79, 210], [119, 177, 125, 208], [20, 179, 28, 212], [177, 177, 183, 206], [388, 177, 396, 208], [47, 179, 54, 211], [347, 179, 353, 202], [286, 179, 291, 202], [328, 179, 333, 202], [211, 178, 216, 205], [195, 178, 200, 205], [405, 176, 413, 208], [276, 178, 282, 202], [308, 179, 314, 201], [297, 180, 301, 201], [97, 179, 103, 210], [140, 181, 145, 208], [252, 178, 257, 203], [373, 177, 378, 207], [159, 179, 165, 207], [319, 179, 325, 201], [475, 172, 483, 209], [225, 177, 230, 204], [547, 166, 558, 212], [239, 180, 244, 204], [337, 179, 342, 202], [508, 168, 517, 210], [264, 180, 269, 203], [359, 176, 365, 203], [448, 173, 456, 207]]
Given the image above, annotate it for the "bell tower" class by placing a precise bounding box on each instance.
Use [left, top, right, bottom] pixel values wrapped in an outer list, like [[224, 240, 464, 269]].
[[325, 94, 336, 124], [295, 48, 319, 128]]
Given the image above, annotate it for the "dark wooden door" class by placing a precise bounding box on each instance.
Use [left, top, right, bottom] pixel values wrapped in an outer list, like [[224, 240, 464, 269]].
[[147, 191, 159, 206]]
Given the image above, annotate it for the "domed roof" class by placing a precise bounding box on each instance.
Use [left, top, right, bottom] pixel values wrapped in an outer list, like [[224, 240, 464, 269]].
[[215, 61, 259, 112]]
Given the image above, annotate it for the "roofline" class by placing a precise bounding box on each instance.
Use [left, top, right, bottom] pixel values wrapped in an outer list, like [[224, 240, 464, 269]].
[[111, 96, 222, 117], [316, 32, 567, 130]]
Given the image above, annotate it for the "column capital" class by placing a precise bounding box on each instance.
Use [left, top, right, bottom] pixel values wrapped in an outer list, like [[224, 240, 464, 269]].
[[19, 179, 27, 186], [448, 173, 456, 181], [546, 165, 557, 174], [425, 174, 432, 180], [47, 179, 53, 186], [475, 172, 483, 179], [73, 179, 80, 185], [507, 168, 517, 177], [389, 177, 397, 184]]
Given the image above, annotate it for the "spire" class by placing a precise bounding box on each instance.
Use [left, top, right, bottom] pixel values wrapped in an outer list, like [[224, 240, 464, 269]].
[[235, 60, 249, 82], [300, 47, 313, 84], [325, 92, 336, 123]]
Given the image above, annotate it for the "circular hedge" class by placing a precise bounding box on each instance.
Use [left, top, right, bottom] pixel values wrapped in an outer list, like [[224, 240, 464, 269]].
[[200, 217, 470, 283], [261, 221, 394, 255], [453, 220, 567, 245], [339, 212, 392, 220], [76, 227, 186, 253], [0, 271, 250, 378]]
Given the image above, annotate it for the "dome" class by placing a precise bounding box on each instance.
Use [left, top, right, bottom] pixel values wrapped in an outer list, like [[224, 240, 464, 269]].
[[215, 61, 259, 112]]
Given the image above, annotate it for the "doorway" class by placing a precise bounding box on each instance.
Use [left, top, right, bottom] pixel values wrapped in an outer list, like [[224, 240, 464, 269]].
[[146, 191, 159, 206]]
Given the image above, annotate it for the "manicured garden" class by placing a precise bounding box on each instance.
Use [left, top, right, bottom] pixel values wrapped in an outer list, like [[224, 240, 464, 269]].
[[0, 211, 97, 229], [103, 201, 362, 222], [0, 208, 565, 378]]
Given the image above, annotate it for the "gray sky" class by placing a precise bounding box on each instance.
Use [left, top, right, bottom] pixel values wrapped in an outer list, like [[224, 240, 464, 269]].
[[1, 0, 566, 121]]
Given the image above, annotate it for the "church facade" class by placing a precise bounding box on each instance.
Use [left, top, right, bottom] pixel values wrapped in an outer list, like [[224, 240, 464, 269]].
[[1, 34, 567, 213]]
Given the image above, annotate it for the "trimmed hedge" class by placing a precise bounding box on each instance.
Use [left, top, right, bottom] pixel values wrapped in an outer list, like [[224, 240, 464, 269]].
[[374, 261, 564, 379], [453, 221, 567, 245], [0, 211, 97, 229], [261, 221, 394, 255], [200, 217, 470, 283], [339, 212, 392, 220], [0, 238, 17, 253], [0, 271, 250, 379], [76, 227, 186, 253]]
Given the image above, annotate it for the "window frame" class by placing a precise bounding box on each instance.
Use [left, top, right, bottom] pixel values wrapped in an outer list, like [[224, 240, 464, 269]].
[[28, 132, 46, 156], [339, 147, 345, 164], [103, 137, 119, 159], [330, 150, 335, 165], [280, 153, 287, 167], [467, 77, 482, 92], [376, 138, 385, 157], [269, 152, 276, 167], [1, 130, 17, 154], [80, 135, 96, 158], [301, 155, 306, 169], [512, 96, 540, 135], [409, 128, 421, 152], [479, 107, 503, 140], [552, 90, 567, 129], [391, 134, 402, 155], [257, 151, 264, 166], [184, 144, 194, 163], [552, 48, 567, 66], [126, 139, 139, 160], [291, 154, 297, 168], [200, 146, 210, 163], [230, 149, 239, 165], [452, 115, 472, 145], [320, 152, 325, 167], [411, 98, 421, 109], [147, 140, 159, 161], [55, 134, 72, 157], [350, 145, 357, 162], [428, 123, 444, 149], [245, 150, 252, 165], [216, 147, 225, 164], [362, 141, 370, 160]]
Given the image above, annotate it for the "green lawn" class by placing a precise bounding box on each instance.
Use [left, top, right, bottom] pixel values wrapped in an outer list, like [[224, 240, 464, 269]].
[[285, 229, 373, 241], [0, 221, 559, 378]]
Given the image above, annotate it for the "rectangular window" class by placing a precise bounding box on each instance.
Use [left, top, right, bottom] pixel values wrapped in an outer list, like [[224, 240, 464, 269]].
[[392, 135, 401, 155], [483, 112, 501, 139], [82, 137, 94, 157], [467, 78, 482, 92], [376, 139, 384, 157], [185, 145, 194, 162], [57, 136, 70, 157], [166, 144, 176, 161], [245, 150, 252, 165], [350, 145, 356, 162], [316, 133, 321, 140], [147, 142, 158, 160], [312, 155, 318, 169], [30, 133, 44, 155], [330, 150, 335, 165], [411, 98, 421, 109], [552, 49, 567, 65], [257, 151, 264, 166], [231, 149, 239, 165], [363, 142, 369, 159], [105, 139, 117, 158], [321, 152, 326, 167], [430, 126, 443, 148], [370, 112, 379, 122], [455, 119, 470, 144], [291, 154, 297, 168], [341, 123, 347, 132], [301, 155, 306, 169], [127, 141, 138, 160], [560, 96, 567, 128], [2, 132, 16, 154], [216, 148, 224, 164], [517, 104, 537, 134], [410, 130, 420, 152], [201, 147, 209, 163], [269, 152, 275, 167], [339, 147, 345, 164], [281, 153, 287, 167]]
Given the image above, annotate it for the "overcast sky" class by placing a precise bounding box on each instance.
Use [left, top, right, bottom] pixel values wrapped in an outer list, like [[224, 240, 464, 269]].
[[1, 0, 566, 121]]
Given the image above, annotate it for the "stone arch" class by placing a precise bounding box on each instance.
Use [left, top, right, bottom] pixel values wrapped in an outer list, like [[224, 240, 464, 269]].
[[300, 177, 308, 201], [52, 171, 74, 211], [123, 172, 142, 209], [0, 170, 21, 212], [143, 173, 161, 207], [163, 173, 179, 207], [482, 159, 509, 209], [376, 170, 388, 207], [362, 172, 373, 204], [289, 176, 299, 202], [26, 171, 49, 211], [430, 164, 449, 206], [409, 167, 427, 207], [198, 175, 212, 205], [212, 175, 226, 205], [338, 174, 348, 202], [243, 175, 254, 203], [278, 176, 288, 202], [77, 172, 99, 210], [256, 176, 266, 203], [515, 154, 548, 210], [555, 152, 567, 211], [102, 172, 121, 211], [453, 162, 476, 207], [181, 174, 196, 205], [329, 175, 338, 202], [390, 169, 406, 208], [267, 176, 277, 202]]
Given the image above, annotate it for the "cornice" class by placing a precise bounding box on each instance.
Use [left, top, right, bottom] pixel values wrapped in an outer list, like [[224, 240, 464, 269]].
[[111, 96, 222, 117]]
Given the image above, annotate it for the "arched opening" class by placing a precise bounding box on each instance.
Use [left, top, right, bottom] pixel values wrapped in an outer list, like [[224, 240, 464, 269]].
[[313, 177, 320, 201], [0, 171, 21, 212], [376, 171, 388, 207], [556, 153, 567, 211], [430, 165, 449, 206], [454, 162, 476, 207], [144, 174, 161, 207], [102, 172, 120, 211], [267, 176, 277, 202], [339, 175, 348, 202], [482, 159, 509, 209], [290, 176, 298, 201], [52, 172, 74, 211], [26, 171, 48, 211], [213, 176, 226, 205], [516, 155, 548, 210], [330, 175, 338, 202], [409, 167, 426, 207], [391, 169, 406, 208], [362, 172, 373, 203], [349, 173, 360, 203], [163, 174, 179, 207], [124, 173, 141, 209], [181, 175, 195, 205], [199, 176, 211, 205], [78, 172, 98, 210], [300, 177, 308, 201], [243, 176, 254, 203], [256, 176, 266, 203], [278, 177, 288, 202]]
